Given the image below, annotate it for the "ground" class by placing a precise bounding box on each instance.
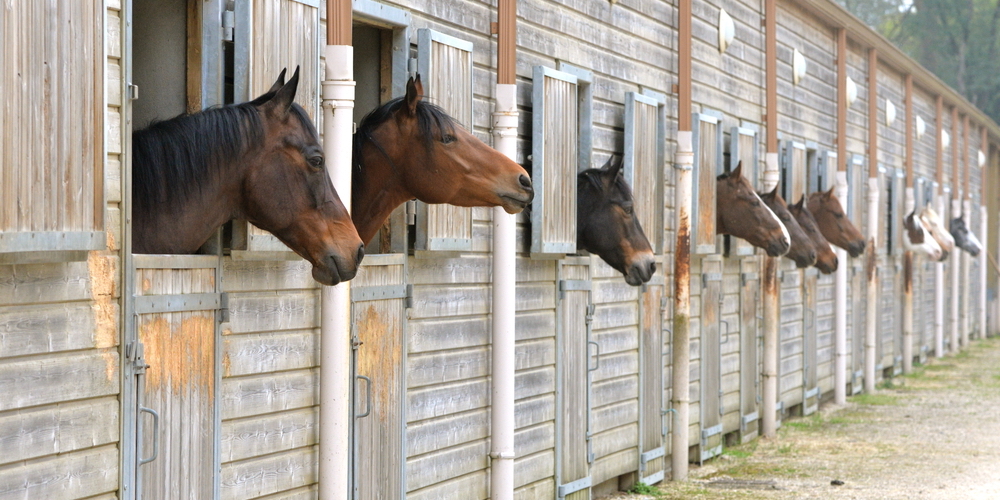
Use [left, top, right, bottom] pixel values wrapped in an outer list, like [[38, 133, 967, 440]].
[[610, 336, 1000, 500]]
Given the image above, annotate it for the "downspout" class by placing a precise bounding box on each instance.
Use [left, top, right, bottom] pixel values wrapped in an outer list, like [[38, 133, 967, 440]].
[[671, 0, 692, 480], [320, 1, 354, 499], [935, 96, 945, 357], [961, 115, 971, 346], [980, 127, 989, 340], [834, 28, 849, 404], [902, 74, 914, 374], [490, 1, 517, 498], [951, 107, 961, 354], [864, 48, 879, 394], [761, 0, 780, 438]]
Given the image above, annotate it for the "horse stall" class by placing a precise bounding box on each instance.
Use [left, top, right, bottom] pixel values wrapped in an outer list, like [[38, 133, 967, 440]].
[[3, 1, 1000, 500]]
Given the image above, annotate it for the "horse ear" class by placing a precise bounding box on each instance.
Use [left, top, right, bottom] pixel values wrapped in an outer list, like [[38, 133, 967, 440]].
[[732, 161, 743, 179], [267, 68, 287, 94], [825, 185, 836, 198], [608, 156, 624, 178], [405, 75, 424, 116], [795, 195, 806, 209], [600, 155, 614, 171], [262, 66, 299, 116]]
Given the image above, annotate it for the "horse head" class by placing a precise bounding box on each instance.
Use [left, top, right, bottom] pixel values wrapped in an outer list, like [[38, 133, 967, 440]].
[[919, 206, 953, 260], [950, 214, 982, 256], [902, 210, 942, 260], [807, 186, 865, 258], [716, 162, 790, 257], [577, 156, 656, 286], [351, 75, 534, 244], [789, 196, 838, 274], [760, 185, 817, 268]]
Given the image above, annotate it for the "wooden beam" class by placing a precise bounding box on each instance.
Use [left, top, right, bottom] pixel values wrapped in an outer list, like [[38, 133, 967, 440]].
[[327, 0, 351, 46], [678, 0, 691, 132], [837, 28, 847, 171], [953, 106, 960, 200], [765, 0, 777, 154], [965, 115, 971, 200], [905, 74, 913, 186], [497, 0, 516, 85], [868, 49, 878, 178], [937, 95, 944, 192]]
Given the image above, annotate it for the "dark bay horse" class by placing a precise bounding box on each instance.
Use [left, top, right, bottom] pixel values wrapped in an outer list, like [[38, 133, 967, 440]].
[[351, 76, 534, 245], [760, 186, 817, 268], [903, 210, 943, 260], [717, 162, 790, 257], [577, 157, 656, 286], [807, 187, 865, 258], [950, 215, 982, 256], [789, 196, 838, 274], [132, 68, 364, 285]]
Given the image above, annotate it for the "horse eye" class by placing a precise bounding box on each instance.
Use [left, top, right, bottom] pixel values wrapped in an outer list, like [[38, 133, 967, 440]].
[[308, 156, 324, 169], [441, 134, 457, 145], [622, 204, 634, 215]]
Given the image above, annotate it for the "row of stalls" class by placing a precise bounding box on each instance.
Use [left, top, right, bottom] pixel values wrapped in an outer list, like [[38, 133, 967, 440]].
[[0, 0, 998, 499]]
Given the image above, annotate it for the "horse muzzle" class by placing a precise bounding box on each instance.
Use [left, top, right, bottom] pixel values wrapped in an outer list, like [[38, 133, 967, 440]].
[[765, 238, 791, 257], [847, 240, 866, 258], [312, 243, 364, 286], [624, 254, 657, 286], [499, 174, 534, 214]]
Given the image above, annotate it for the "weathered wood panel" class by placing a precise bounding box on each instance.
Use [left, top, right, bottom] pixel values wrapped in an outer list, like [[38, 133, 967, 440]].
[[221, 407, 316, 463], [531, 66, 579, 255], [220, 447, 316, 500], [0, 444, 118, 500], [0, 397, 119, 466]]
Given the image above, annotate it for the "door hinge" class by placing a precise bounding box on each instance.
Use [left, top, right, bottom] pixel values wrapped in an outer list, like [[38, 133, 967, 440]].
[[128, 83, 139, 101], [405, 284, 414, 309], [405, 200, 417, 225], [222, 1, 235, 42], [217, 292, 230, 323]]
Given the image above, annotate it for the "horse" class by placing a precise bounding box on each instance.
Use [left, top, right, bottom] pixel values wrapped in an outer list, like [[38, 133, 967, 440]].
[[760, 185, 817, 268], [918, 206, 954, 261], [132, 68, 364, 286], [351, 76, 534, 245], [716, 162, 790, 257], [902, 210, 943, 260], [577, 156, 656, 286], [789, 196, 838, 274], [950, 215, 982, 256], [807, 187, 866, 258]]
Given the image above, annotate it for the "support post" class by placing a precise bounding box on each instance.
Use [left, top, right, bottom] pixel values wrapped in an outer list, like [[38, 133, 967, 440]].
[[320, 1, 353, 499], [935, 96, 945, 357], [864, 48, 879, 393], [761, 0, 780, 437], [834, 27, 849, 404], [902, 74, 914, 374], [951, 107, 961, 353]]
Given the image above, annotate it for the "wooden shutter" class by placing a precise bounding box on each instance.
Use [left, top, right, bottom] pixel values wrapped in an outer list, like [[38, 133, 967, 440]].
[[848, 154, 866, 225], [691, 113, 723, 254], [892, 168, 905, 255], [413, 29, 475, 252], [812, 150, 838, 194], [624, 93, 663, 254], [729, 126, 760, 256], [231, 0, 321, 255], [556, 258, 593, 499], [531, 66, 579, 256], [0, 1, 105, 254], [780, 141, 807, 206]]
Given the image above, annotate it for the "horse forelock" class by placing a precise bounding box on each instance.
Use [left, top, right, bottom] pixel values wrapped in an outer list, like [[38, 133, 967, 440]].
[[132, 103, 264, 212]]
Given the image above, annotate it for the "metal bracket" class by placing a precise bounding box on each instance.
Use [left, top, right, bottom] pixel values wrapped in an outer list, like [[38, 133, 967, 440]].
[[702, 273, 722, 287], [217, 292, 230, 323], [557, 477, 592, 498], [559, 279, 591, 300], [351, 284, 408, 302]]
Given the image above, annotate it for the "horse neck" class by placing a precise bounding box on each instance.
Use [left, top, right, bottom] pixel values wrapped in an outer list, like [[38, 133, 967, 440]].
[[351, 144, 414, 245]]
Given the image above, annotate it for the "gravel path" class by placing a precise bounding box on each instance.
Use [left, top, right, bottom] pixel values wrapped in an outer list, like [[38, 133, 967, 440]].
[[610, 336, 1000, 500]]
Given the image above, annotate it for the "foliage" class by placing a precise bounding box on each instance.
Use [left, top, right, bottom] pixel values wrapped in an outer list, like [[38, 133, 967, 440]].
[[628, 481, 663, 496]]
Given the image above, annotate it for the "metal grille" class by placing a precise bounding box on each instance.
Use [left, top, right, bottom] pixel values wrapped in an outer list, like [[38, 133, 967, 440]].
[[415, 29, 474, 252], [625, 93, 663, 253]]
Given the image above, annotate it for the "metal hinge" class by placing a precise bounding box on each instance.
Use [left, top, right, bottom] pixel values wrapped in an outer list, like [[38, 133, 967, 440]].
[[217, 292, 230, 323], [128, 83, 139, 101], [405, 284, 414, 309], [222, 0, 235, 42], [585, 303, 595, 325], [125, 340, 148, 373], [405, 200, 417, 225]]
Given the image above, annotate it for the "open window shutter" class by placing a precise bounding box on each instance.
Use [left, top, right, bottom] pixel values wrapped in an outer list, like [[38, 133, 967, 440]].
[[231, 0, 321, 255], [893, 168, 905, 255], [848, 154, 865, 224], [780, 141, 807, 205], [878, 165, 889, 252], [414, 29, 474, 252], [624, 93, 663, 254], [691, 113, 723, 255], [729, 126, 760, 256], [813, 150, 837, 193], [531, 66, 579, 256]]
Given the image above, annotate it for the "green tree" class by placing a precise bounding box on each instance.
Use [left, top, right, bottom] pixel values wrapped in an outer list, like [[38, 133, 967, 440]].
[[835, 0, 907, 29]]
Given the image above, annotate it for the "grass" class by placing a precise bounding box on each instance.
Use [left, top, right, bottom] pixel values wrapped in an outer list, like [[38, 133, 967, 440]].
[[849, 393, 900, 406], [628, 482, 663, 496]]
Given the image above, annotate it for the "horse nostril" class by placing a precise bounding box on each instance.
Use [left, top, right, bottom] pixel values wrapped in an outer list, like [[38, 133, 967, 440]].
[[648, 262, 657, 276], [518, 174, 532, 190], [356, 243, 365, 264]]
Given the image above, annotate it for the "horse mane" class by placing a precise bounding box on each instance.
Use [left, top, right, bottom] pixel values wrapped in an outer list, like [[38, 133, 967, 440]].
[[352, 97, 458, 171], [132, 103, 268, 211]]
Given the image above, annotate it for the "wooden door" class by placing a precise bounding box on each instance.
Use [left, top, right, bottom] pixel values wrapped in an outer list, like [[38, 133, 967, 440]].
[[699, 262, 723, 462], [132, 254, 222, 500], [351, 254, 408, 500], [556, 258, 592, 500], [638, 274, 666, 484], [802, 270, 819, 415], [739, 266, 760, 442]]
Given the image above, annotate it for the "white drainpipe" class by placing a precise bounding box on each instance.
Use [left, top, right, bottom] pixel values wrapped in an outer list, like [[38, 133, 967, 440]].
[[320, 44, 355, 500], [834, 171, 849, 403], [935, 195, 945, 356], [902, 187, 915, 374], [761, 152, 780, 436], [671, 131, 693, 480], [951, 197, 961, 352], [981, 205, 989, 339], [962, 199, 972, 345], [490, 83, 518, 500], [865, 177, 879, 393]]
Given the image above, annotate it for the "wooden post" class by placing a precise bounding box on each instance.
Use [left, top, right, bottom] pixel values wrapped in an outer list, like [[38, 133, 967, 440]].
[[864, 48, 879, 394]]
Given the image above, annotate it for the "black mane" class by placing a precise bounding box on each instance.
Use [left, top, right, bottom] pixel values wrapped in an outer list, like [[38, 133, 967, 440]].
[[352, 97, 458, 171], [132, 103, 265, 212]]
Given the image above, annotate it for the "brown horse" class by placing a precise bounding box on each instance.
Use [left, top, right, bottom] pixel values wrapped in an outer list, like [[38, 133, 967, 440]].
[[919, 206, 954, 261], [760, 186, 817, 268], [717, 162, 790, 257], [807, 187, 866, 258], [789, 196, 838, 274], [132, 68, 364, 286], [577, 156, 656, 286], [351, 76, 534, 245]]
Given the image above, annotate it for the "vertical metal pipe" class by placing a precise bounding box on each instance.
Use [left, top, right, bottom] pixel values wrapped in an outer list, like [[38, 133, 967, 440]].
[[961, 116, 971, 346], [865, 48, 879, 393], [834, 28, 848, 404], [902, 75, 914, 374], [321, 1, 353, 499], [761, 0, 779, 438], [981, 127, 989, 340], [671, 0, 692, 479], [490, 2, 517, 498], [951, 107, 961, 353], [935, 96, 945, 357]]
